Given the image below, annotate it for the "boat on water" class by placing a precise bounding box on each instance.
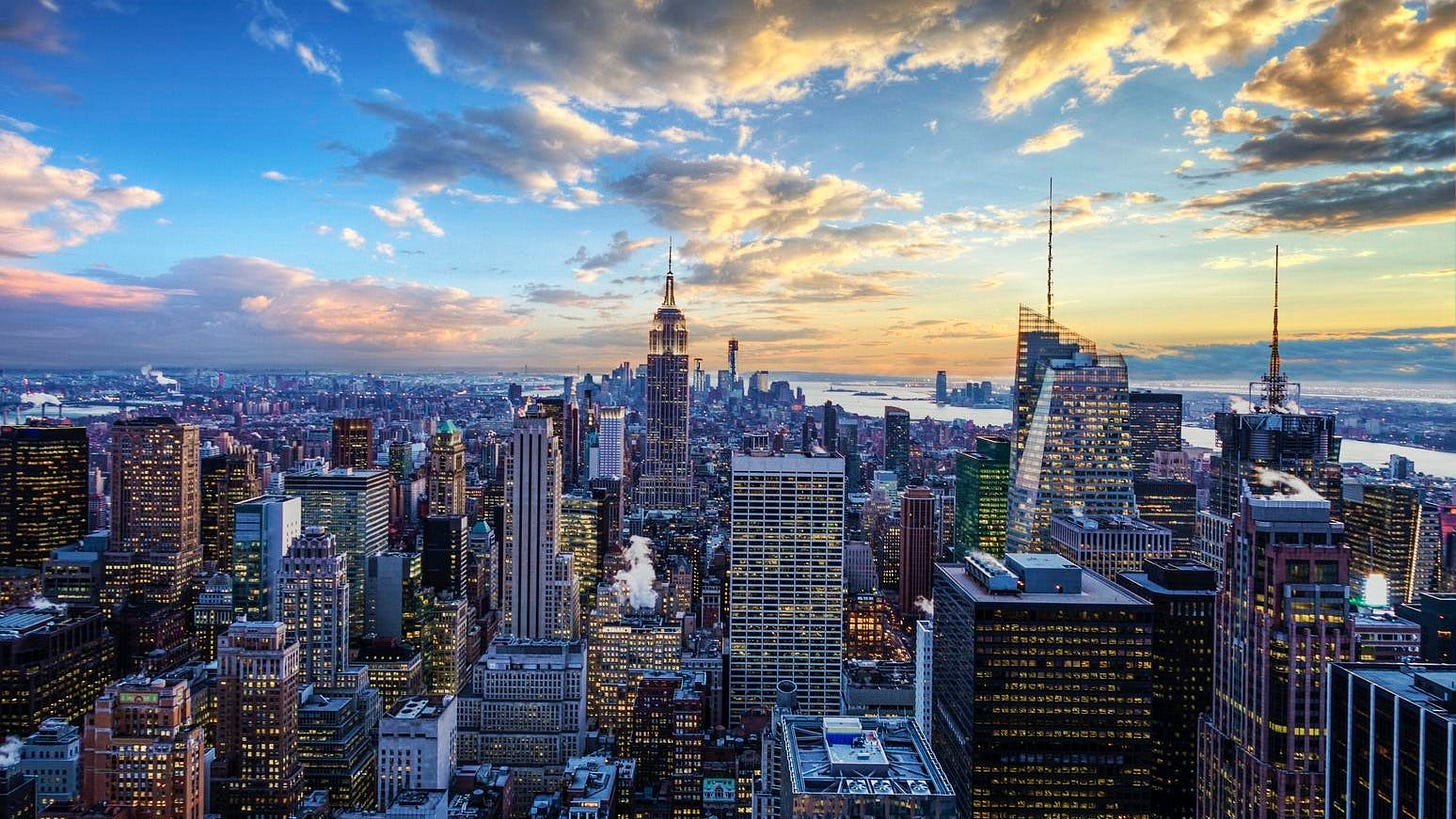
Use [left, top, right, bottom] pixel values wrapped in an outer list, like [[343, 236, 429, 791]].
[[853, 391, 888, 397]]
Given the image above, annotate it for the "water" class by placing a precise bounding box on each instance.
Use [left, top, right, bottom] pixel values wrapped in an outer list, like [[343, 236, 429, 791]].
[[1180, 426, 1456, 479]]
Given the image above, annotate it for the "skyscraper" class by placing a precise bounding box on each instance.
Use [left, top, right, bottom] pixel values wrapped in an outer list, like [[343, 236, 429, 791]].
[[279, 526, 350, 688], [421, 514, 469, 599], [729, 451, 845, 723], [898, 486, 937, 615], [107, 417, 201, 603], [934, 370, 948, 403], [81, 676, 206, 819], [953, 436, 1010, 557], [883, 406, 910, 486], [593, 406, 626, 480], [284, 467, 390, 641], [1006, 308, 1136, 551], [0, 422, 88, 571], [820, 401, 838, 456], [504, 410, 577, 640], [1129, 390, 1183, 476], [640, 253, 693, 511], [330, 417, 373, 471], [200, 449, 260, 571], [1197, 484, 1350, 819], [427, 421, 466, 517], [232, 494, 302, 622], [1342, 478, 1438, 605], [213, 621, 305, 819]]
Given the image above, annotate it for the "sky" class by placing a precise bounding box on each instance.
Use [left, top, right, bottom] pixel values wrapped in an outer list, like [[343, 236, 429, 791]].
[[0, 0, 1451, 385]]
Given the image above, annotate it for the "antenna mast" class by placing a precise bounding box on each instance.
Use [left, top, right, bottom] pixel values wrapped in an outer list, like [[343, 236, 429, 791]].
[[1046, 177, 1054, 318]]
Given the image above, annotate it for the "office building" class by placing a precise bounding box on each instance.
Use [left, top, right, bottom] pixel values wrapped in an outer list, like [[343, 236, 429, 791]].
[[232, 494, 302, 622], [331, 417, 374, 471], [421, 515, 469, 599], [19, 718, 80, 811], [1351, 610, 1422, 662], [585, 610, 682, 730], [426, 422, 465, 517], [1197, 485, 1349, 819], [368, 552, 422, 642], [640, 256, 693, 511], [1007, 309, 1137, 551], [1134, 477, 1198, 557], [418, 593, 472, 697], [106, 417, 201, 604], [933, 552, 1154, 817], [1398, 591, 1456, 663], [503, 411, 577, 641], [80, 677, 206, 819], [298, 671, 380, 813], [213, 621, 305, 819], [1343, 478, 1438, 605], [729, 452, 845, 723], [0, 422, 88, 572], [356, 640, 425, 711], [1050, 513, 1174, 581], [377, 695, 456, 809], [200, 449, 261, 571], [898, 487, 937, 615], [934, 371, 948, 403], [775, 715, 955, 818], [191, 572, 236, 661], [1326, 662, 1456, 819], [279, 526, 350, 687], [1129, 391, 1183, 476], [0, 606, 114, 737], [1117, 558, 1217, 819], [883, 407, 910, 486], [284, 467, 390, 641], [592, 406, 625, 481], [953, 436, 1010, 557]]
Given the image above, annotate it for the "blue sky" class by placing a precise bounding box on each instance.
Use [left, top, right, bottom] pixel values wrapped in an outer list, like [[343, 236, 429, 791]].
[[0, 0, 1451, 383]]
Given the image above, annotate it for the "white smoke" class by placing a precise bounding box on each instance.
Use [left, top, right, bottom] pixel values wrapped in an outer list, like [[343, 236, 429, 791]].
[[1278, 399, 1307, 415], [27, 595, 65, 612], [1226, 395, 1256, 414], [20, 392, 62, 407], [0, 736, 21, 768], [614, 535, 659, 610], [140, 365, 179, 388], [1254, 466, 1324, 500], [913, 596, 934, 618]]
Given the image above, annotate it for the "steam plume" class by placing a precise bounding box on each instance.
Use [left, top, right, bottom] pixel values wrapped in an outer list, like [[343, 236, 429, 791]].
[[0, 736, 21, 768], [140, 365, 179, 387], [614, 535, 659, 610], [1226, 395, 1256, 414], [20, 392, 62, 407], [913, 596, 934, 617], [1254, 466, 1323, 500]]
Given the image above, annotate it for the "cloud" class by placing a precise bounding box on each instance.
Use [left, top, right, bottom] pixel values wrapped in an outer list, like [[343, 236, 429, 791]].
[[261, 170, 290, 181], [1238, 0, 1454, 113], [339, 227, 366, 248], [405, 29, 442, 75], [1017, 123, 1084, 154], [405, 0, 1333, 117], [520, 284, 627, 308], [369, 196, 445, 236], [1375, 267, 1455, 281], [1176, 164, 1455, 234], [0, 130, 162, 257], [0, 256, 524, 367], [326, 0, 350, 11], [924, 119, 939, 134], [374, 241, 394, 258], [1220, 90, 1456, 171], [567, 230, 663, 282], [246, 0, 341, 82], [1125, 326, 1456, 384], [1184, 106, 1280, 144], [655, 126, 709, 144], [0, 2, 67, 53], [355, 95, 638, 200]]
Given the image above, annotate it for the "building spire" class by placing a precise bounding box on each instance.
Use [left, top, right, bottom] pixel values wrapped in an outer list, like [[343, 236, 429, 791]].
[[1259, 245, 1289, 409], [663, 237, 676, 306], [1046, 177, 1054, 319]]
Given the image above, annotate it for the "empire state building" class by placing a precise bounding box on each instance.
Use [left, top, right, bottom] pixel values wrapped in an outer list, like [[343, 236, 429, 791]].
[[639, 249, 693, 511]]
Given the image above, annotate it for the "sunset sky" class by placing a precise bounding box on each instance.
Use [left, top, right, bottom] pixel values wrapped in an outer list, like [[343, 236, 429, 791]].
[[1, 0, 1451, 383]]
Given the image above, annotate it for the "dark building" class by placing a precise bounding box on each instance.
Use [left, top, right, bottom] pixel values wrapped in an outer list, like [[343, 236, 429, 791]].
[[883, 407, 910, 486], [298, 674, 381, 812], [1325, 663, 1456, 819], [421, 515, 469, 599], [199, 449, 260, 571], [330, 417, 373, 471], [820, 402, 838, 456], [897, 487, 936, 615], [1117, 558, 1216, 819], [953, 437, 1010, 557], [1129, 391, 1182, 476], [1135, 477, 1198, 557], [0, 606, 116, 737], [0, 766, 35, 819], [0, 422, 88, 572], [1397, 592, 1456, 663], [933, 552, 1153, 818], [1343, 479, 1436, 605], [640, 259, 693, 511]]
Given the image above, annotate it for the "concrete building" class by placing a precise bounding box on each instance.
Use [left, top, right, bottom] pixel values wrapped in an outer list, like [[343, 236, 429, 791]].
[[279, 526, 350, 687], [213, 621, 305, 819], [775, 715, 954, 818], [639, 259, 693, 511], [284, 467, 391, 641], [81, 677, 205, 819], [20, 718, 80, 810], [504, 411, 577, 641], [377, 695, 456, 809], [1050, 513, 1174, 581], [0, 422, 88, 572], [106, 417, 201, 604]]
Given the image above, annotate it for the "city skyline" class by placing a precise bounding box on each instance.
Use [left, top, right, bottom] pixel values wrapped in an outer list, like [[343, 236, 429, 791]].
[[0, 2, 1451, 382]]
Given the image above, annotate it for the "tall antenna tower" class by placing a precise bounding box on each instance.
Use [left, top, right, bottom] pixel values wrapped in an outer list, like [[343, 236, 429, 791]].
[[1046, 177, 1054, 319]]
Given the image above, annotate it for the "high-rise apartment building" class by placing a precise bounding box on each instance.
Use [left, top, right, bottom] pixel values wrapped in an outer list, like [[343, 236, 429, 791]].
[[298, 670, 380, 812], [898, 487, 937, 615], [640, 257, 693, 511], [504, 411, 577, 641], [1117, 558, 1217, 819], [953, 436, 1010, 557], [284, 467, 390, 641], [232, 494, 302, 622], [427, 422, 466, 517], [586, 609, 682, 730], [1129, 390, 1183, 476], [200, 449, 260, 571], [107, 417, 201, 603], [1197, 486, 1350, 819], [330, 417, 373, 470], [421, 514, 469, 599], [81, 676, 206, 819], [1325, 662, 1456, 818], [1007, 308, 1136, 551], [279, 526, 350, 688], [213, 621, 305, 819], [933, 552, 1154, 817], [0, 422, 88, 571], [883, 406, 910, 486], [728, 452, 845, 723]]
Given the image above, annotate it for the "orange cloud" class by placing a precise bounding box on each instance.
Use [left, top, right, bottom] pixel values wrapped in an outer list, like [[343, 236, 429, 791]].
[[0, 265, 172, 309]]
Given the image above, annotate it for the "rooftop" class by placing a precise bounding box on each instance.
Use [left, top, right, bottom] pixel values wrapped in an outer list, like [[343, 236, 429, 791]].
[[386, 694, 453, 721], [781, 715, 953, 799], [1334, 663, 1456, 716], [938, 556, 1151, 607]]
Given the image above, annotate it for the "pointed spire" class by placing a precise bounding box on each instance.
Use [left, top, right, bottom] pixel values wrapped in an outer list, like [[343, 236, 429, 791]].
[[1046, 177, 1054, 319], [1260, 244, 1289, 409], [662, 237, 676, 306]]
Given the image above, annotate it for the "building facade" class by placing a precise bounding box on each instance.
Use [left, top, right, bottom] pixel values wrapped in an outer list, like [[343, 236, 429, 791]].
[[640, 260, 693, 511], [0, 422, 88, 572]]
